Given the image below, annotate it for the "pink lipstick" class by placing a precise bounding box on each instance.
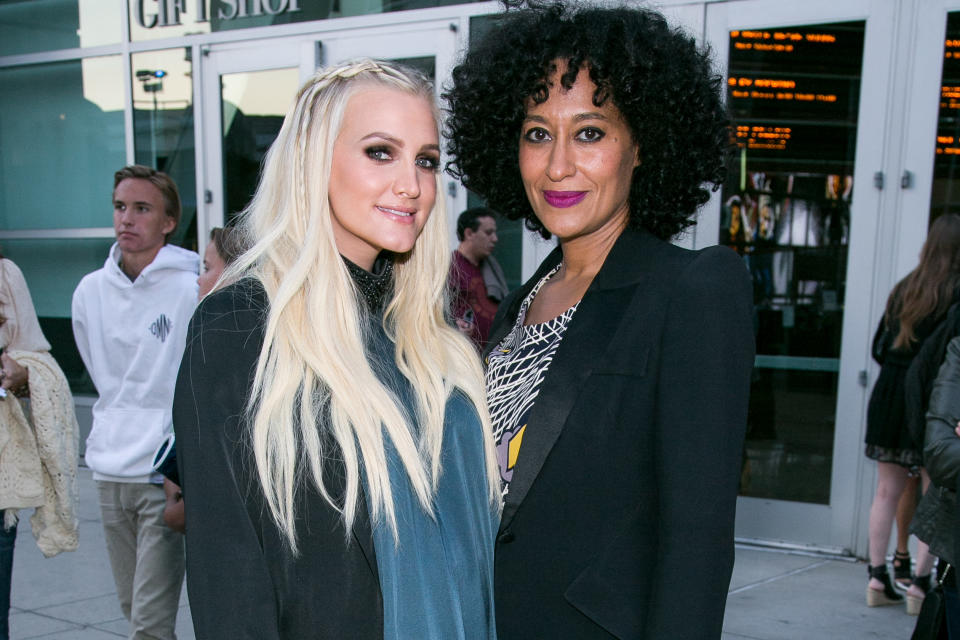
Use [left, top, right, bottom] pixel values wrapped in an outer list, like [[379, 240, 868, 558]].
[[543, 190, 587, 208], [376, 204, 417, 223]]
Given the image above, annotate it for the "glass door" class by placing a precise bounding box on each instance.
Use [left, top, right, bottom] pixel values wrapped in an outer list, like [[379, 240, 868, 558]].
[[198, 38, 313, 246], [703, 0, 896, 552], [900, 0, 960, 256]]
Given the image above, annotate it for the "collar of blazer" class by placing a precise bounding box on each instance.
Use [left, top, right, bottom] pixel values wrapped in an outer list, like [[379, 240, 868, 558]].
[[349, 486, 379, 581], [485, 228, 668, 360], [491, 227, 674, 535]]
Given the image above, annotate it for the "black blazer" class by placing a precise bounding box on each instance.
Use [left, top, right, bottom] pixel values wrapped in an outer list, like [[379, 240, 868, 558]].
[[484, 228, 754, 639], [173, 279, 382, 639], [921, 335, 960, 566]]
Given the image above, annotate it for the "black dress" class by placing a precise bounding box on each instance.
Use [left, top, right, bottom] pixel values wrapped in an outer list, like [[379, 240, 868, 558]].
[[865, 309, 944, 468]]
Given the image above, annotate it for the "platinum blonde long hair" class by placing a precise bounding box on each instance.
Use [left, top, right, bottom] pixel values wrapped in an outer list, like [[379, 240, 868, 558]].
[[222, 59, 501, 552]]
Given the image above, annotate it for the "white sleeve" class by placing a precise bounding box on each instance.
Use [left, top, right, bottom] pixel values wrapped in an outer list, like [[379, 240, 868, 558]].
[[70, 282, 93, 377]]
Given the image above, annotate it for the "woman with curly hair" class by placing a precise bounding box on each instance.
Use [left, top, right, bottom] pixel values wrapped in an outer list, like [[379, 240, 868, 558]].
[[445, 3, 754, 638], [173, 59, 501, 639]]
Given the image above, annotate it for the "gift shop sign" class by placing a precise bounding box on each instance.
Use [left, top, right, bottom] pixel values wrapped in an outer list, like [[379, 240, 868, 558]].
[[134, 0, 302, 29]]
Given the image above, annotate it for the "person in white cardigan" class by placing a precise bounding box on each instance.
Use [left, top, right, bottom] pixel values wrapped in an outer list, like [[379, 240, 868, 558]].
[[0, 255, 80, 640]]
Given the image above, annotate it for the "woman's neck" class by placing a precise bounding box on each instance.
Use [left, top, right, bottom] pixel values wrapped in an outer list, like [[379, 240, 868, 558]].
[[523, 221, 624, 326], [342, 254, 393, 312], [557, 218, 624, 281]]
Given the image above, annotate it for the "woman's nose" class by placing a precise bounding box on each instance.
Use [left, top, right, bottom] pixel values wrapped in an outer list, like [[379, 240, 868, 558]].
[[546, 140, 575, 182]]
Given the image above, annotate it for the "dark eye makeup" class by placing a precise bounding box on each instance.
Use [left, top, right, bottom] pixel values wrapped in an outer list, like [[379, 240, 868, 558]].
[[365, 144, 438, 171], [521, 125, 606, 143], [365, 145, 392, 161], [522, 127, 551, 143], [416, 155, 441, 171], [576, 127, 605, 142]]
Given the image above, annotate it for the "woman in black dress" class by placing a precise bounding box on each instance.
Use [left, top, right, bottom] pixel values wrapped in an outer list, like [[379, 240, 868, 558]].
[[865, 212, 960, 612]]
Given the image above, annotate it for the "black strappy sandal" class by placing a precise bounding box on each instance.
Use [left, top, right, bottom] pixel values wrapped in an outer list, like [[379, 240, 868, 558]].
[[867, 564, 904, 606], [893, 550, 912, 590]]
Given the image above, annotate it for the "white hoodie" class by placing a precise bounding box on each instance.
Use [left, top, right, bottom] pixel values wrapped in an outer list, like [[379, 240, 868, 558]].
[[72, 243, 198, 482]]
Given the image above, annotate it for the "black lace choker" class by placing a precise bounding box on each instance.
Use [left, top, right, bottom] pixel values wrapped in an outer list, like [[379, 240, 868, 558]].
[[342, 255, 393, 312]]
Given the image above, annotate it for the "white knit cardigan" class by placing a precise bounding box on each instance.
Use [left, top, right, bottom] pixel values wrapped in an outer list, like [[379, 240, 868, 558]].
[[0, 259, 79, 557]]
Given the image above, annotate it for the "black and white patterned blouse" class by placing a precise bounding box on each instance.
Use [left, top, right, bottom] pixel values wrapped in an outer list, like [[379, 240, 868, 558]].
[[485, 265, 578, 493]]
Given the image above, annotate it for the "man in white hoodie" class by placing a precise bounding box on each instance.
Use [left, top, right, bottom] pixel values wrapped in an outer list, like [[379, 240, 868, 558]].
[[72, 165, 198, 640]]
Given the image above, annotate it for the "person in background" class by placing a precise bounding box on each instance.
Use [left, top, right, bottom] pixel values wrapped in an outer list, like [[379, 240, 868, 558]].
[[894, 484, 923, 591], [918, 334, 960, 636], [198, 226, 243, 299], [863, 213, 960, 613], [449, 207, 508, 349], [173, 59, 500, 639], [0, 255, 79, 640], [445, 3, 754, 637], [157, 225, 245, 535], [72, 165, 198, 640]]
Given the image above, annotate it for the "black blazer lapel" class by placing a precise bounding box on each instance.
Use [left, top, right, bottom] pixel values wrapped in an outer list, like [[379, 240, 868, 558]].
[[324, 451, 379, 582], [498, 229, 662, 533], [484, 245, 563, 362], [351, 493, 379, 582]]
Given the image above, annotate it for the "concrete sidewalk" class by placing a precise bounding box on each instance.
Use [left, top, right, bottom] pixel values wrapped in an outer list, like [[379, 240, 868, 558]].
[[724, 546, 917, 639], [7, 466, 918, 639]]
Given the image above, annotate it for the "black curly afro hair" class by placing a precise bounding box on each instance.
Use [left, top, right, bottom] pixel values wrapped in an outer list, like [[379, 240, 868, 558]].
[[444, 2, 728, 241]]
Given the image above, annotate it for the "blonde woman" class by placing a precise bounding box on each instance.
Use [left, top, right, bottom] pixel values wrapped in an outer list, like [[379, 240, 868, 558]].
[[172, 60, 501, 639]]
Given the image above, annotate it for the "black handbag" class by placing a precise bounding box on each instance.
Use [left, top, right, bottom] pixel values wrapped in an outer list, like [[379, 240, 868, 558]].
[[912, 565, 951, 640]]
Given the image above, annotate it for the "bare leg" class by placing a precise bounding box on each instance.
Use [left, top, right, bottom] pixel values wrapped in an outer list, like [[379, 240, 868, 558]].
[[894, 475, 919, 588], [895, 476, 917, 553], [868, 462, 909, 592]]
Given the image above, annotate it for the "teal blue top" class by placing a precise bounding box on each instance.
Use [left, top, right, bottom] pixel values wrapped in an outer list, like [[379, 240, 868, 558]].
[[361, 286, 499, 640]]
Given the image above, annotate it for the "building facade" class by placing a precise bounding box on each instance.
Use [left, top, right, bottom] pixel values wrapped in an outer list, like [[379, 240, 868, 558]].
[[0, 0, 955, 557]]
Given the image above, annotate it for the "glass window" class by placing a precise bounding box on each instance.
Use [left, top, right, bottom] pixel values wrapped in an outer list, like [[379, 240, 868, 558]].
[[129, 0, 486, 42], [930, 12, 960, 222], [721, 21, 866, 505], [0, 57, 125, 231], [469, 12, 497, 44], [463, 13, 523, 291], [0, 57, 125, 393], [0, 0, 121, 56], [220, 66, 299, 220], [0, 238, 113, 318], [132, 49, 198, 250], [0, 238, 114, 394], [467, 191, 524, 291]]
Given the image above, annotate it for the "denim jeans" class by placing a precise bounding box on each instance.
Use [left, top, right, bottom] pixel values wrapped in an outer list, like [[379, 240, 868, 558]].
[[0, 522, 17, 640]]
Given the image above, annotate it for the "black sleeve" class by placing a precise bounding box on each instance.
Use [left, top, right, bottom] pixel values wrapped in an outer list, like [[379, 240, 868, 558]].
[[871, 316, 889, 365], [924, 336, 960, 492], [646, 246, 755, 639], [173, 282, 281, 640], [906, 308, 957, 450]]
